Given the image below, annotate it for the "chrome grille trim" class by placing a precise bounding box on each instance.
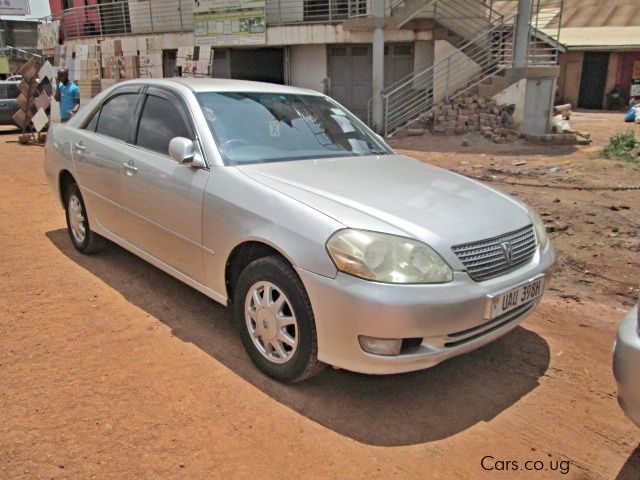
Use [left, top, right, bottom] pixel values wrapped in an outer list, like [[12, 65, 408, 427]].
[[452, 225, 537, 281]]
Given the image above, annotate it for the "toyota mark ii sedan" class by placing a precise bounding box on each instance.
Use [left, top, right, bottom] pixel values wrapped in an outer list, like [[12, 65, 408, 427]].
[[44, 78, 555, 382]]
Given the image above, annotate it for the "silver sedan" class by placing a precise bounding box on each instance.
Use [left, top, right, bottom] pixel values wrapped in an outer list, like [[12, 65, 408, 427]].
[[614, 303, 640, 427], [43, 78, 555, 382]]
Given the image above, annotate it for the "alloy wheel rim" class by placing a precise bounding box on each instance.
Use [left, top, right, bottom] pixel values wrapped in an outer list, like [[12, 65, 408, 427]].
[[68, 195, 86, 244], [245, 281, 298, 364]]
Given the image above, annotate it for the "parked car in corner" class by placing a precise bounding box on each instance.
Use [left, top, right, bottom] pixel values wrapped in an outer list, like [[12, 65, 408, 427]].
[[43, 78, 555, 382], [0, 81, 20, 127], [613, 301, 640, 427]]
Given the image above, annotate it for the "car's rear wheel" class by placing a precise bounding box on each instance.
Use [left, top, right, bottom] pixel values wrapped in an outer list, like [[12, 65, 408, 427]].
[[64, 183, 104, 254], [234, 256, 324, 383]]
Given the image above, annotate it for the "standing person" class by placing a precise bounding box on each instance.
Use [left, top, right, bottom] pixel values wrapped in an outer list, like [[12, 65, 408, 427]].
[[53, 68, 80, 122]]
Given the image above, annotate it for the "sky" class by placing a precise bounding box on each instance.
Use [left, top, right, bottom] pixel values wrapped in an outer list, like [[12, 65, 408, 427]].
[[29, 0, 51, 18]]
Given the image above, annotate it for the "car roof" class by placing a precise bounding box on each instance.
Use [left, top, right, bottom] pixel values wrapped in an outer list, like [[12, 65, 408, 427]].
[[121, 77, 324, 96]]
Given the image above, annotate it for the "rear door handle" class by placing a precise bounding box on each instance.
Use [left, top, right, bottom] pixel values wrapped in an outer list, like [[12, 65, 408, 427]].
[[73, 142, 86, 152], [122, 162, 138, 175]]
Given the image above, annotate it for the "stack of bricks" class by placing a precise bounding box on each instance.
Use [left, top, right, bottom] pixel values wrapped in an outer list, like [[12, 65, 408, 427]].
[[430, 94, 518, 143]]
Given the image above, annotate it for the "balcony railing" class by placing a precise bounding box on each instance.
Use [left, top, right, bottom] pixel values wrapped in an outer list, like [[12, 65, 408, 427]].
[[58, 0, 372, 39], [267, 0, 369, 25], [58, 0, 193, 40]]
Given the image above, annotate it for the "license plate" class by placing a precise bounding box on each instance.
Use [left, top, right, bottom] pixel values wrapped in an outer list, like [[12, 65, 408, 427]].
[[484, 276, 545, 320]]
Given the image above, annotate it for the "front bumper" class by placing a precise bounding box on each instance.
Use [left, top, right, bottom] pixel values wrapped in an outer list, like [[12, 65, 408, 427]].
[[298, 243, 555, 374], [613, 305, 640, 427]]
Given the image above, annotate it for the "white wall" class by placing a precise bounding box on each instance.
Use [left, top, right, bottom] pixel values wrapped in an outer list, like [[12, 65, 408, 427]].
[[433, 39, 481, 103], [290, 44, 327, 93], [267, 24, 432, 46], [492, 78, 526, 129], [414, 40, 433, 72]]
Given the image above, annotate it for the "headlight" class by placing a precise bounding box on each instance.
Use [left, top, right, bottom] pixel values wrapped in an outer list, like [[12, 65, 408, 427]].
[[529, 207, 549, 250], [326, 229, 453, 284]]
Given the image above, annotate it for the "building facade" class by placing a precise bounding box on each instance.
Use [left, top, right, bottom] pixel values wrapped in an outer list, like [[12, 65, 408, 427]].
[[47, 0, 562, 135], [552, 0, 640, 109], [0, 18, 40, 78]]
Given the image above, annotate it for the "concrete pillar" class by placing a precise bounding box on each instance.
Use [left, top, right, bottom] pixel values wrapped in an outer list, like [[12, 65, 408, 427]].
[[371, 0, 385, 134], [513, 0, 532, 69]]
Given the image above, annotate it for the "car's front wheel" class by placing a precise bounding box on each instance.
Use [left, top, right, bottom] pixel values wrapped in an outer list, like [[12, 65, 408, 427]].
[[234, 256, 324, 383], [64, 183, 104, 254]]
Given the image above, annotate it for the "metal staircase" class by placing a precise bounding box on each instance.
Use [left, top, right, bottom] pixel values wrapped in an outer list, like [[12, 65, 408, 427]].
[[369, 0, 512, 136], [1, 46, 44, 63], [389, 0, 500, 36], [371, 0, 563, 136]]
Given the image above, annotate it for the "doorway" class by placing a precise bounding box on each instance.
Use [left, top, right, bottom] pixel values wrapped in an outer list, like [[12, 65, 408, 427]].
[[162, 49, 177, 78], [230, 48, 285, 84], [578, 52, 609, 109], [328, 43, 414, 120]]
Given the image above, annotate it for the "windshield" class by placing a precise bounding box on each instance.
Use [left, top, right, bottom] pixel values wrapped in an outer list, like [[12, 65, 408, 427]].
[[196, 92, 392, 165]]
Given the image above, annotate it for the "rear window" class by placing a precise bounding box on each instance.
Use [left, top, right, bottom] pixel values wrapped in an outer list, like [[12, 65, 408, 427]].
[[6, 83, 19, 99], [0, 83, 19, 99]]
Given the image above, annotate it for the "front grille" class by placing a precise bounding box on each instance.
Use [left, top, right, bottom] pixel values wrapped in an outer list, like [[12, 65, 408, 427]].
[[452, 225, 537, 281]]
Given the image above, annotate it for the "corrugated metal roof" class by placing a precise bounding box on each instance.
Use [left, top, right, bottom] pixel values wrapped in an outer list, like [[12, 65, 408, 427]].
[[492, 0, 640, 28], [560, 0, 640, 28], [553, 26, 640, 49]]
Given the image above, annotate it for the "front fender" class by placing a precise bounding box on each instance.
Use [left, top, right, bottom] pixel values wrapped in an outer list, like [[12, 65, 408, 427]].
[[202, 167, 343, 299]]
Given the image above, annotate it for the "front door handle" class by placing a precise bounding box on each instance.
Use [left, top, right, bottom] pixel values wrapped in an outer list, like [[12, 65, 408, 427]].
[[73, 142, 86, 152], [122, 162, 138, 175]]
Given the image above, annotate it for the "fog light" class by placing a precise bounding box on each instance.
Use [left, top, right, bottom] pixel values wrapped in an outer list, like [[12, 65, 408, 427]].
[[358, 336, 402, 356]]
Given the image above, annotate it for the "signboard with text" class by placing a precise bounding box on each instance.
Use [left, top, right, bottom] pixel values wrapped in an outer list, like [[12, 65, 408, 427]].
[[0, 0, 30, 16], [194, 0, 266, 46]]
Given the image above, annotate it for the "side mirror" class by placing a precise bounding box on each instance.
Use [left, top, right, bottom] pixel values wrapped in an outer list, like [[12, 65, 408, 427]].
[[169, 137, 206, 168]]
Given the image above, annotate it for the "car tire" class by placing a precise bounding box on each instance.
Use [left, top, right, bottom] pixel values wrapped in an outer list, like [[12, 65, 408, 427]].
[[64, 183, 104, 254], [234, 256, 324, 383]]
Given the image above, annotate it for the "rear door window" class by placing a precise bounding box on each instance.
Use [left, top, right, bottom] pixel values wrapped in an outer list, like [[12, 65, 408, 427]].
[[5, 83, 19, 99], [135, 94, 192, 155], [95, 93, 139, 142]]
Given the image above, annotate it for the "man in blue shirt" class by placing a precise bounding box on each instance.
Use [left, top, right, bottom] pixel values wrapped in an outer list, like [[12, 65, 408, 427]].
[[53, 68, 80, 122]]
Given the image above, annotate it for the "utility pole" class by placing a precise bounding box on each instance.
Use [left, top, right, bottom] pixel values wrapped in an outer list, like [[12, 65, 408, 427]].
[[371, 0, 385, 134], [513, 0, 533, 69]]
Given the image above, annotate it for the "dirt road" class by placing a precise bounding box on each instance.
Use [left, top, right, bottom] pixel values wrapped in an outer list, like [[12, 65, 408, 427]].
[[1, 112, 639, 479]]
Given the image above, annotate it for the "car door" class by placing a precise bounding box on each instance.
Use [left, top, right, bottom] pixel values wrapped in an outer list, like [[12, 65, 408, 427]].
[[71, 86, 144, 237], [0, 84, 9, 124], [118, 86, 209, 283], [0, 83, 18, 125]]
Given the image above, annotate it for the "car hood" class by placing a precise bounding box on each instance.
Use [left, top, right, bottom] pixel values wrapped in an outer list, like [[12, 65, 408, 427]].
[[236, 154, 532, 248]]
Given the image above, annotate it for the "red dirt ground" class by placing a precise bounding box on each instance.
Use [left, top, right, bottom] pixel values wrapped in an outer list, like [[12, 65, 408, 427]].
[[1, 111, 639, 479]]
